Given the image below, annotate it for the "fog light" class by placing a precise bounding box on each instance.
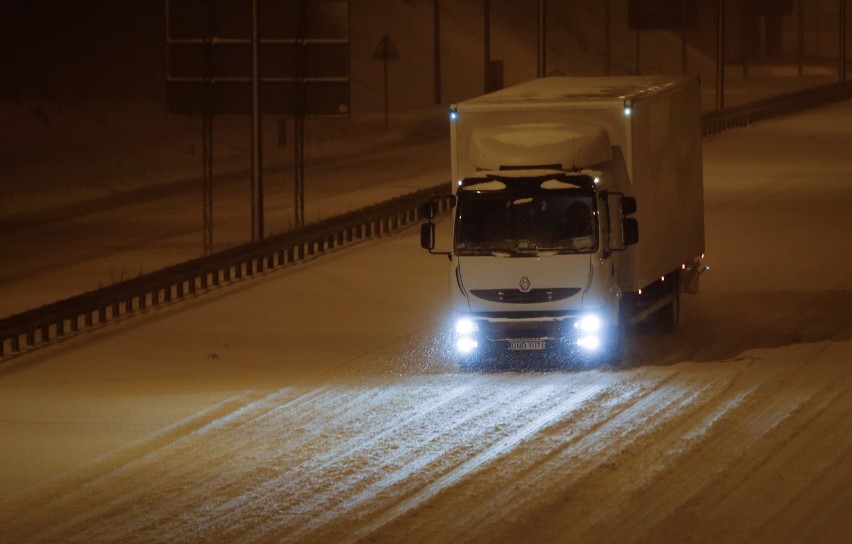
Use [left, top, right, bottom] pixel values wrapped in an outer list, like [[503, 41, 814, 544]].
[[577, 335, 601, 351], [457, 337, 478, 354]]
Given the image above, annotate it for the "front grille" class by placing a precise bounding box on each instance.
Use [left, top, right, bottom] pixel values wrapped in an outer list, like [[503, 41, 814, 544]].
[[470, 287, 580, 304]]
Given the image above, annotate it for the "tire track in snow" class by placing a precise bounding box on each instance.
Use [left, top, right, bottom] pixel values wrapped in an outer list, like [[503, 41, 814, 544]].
[[554, 359, 793, 544], [766, 438, 852, 544], [667, 352, 852, 543], [89, 384, 420, 544], [340, 379, 612, 544], [10, 379, 483, 543], [386, 366, 701, 544], [563, 347, 852, 544], [241, 376, 587, 543], [0, 391, 263, 535], [194, 380, 479, 543], [4, 386, 334, 543], [562, 360, 804, 544]]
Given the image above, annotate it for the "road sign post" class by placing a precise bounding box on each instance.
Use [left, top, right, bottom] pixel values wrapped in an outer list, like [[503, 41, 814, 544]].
[[373, 34, 399, 128]]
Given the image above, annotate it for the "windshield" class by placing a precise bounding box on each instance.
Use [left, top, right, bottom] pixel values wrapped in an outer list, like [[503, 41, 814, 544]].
[[454, 178, 599, 256]]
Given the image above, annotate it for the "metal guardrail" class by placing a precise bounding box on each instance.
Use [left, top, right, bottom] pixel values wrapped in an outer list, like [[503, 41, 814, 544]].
[[701, 81, 852, 135], [2, 80, 851, 361], [0, 185, 454, 360]]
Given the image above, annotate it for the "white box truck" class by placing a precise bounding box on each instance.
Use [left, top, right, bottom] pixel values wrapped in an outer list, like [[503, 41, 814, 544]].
[[421, 76, 706, 365]]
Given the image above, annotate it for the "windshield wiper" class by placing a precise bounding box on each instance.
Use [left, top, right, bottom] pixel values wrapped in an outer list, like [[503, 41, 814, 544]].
[[457, 244, 583, 257], [455, 248, 497, 256]]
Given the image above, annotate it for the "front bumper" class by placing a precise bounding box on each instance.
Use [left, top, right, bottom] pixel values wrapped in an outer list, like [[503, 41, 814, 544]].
[[453, 312, 610, 357]]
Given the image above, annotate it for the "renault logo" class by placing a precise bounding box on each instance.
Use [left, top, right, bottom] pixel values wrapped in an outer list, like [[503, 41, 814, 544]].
[[519, 276, 531, 292]]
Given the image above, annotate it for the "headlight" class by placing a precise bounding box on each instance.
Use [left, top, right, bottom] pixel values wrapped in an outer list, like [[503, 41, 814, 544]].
[[455, 318, 478, 335], [576, 314, 602, 333]]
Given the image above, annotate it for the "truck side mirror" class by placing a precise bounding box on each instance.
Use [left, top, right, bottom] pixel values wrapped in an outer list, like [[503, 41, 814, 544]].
[[621, 196, 637, 215], [420, 223, 436, 250], [622, 218, 639, 246], [419, 195, 454, 256]]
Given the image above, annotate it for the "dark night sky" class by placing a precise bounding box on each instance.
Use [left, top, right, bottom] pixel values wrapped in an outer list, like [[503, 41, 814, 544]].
[[1, 1, 165, 101]]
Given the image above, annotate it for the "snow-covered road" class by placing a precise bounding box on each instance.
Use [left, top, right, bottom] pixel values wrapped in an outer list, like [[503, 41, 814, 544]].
[[1, 101, 851, 543]]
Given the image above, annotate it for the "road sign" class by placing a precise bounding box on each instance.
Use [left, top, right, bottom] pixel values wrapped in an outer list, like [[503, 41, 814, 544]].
[[166, 0, 350, 117], [372, 34, 399, 61], [628, 0, 697, 31]]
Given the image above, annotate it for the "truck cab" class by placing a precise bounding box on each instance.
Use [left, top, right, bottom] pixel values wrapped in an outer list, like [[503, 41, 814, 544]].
[[427, 168, 637, 364]]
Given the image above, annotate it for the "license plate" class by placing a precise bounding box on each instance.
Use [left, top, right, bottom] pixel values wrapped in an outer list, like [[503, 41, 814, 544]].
[[509, 341, 546, 351]]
